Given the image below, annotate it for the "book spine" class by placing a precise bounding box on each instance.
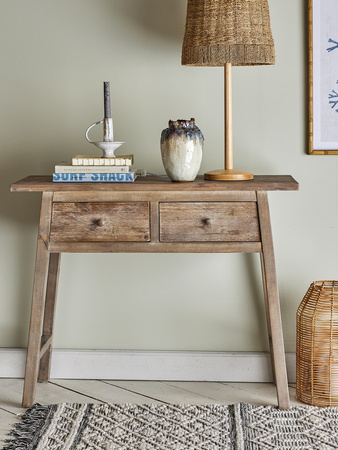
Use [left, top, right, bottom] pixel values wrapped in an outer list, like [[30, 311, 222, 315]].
[[72, 157, 133, 166], [55, 165, 130, 174], [53, 173, 136, 182]]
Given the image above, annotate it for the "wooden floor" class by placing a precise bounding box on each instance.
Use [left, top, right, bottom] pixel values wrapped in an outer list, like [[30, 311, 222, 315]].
[[0, 379, 302, 447]]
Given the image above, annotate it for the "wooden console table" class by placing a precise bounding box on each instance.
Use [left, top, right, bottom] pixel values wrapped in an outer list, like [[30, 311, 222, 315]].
[[11, 175, 298, 409]]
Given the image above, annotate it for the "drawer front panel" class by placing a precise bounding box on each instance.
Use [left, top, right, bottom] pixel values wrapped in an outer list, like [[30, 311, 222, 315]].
[[50, 202, 150, 242], [159, 202, 260, 242]]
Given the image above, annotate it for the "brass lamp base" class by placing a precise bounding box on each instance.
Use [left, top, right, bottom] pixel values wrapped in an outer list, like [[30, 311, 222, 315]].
[[204, 169, 253, 181]]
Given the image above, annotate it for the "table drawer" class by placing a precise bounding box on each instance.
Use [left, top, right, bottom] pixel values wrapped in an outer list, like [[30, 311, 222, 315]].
[[50, 202, 150, 242], [159, 202, 260, 242]]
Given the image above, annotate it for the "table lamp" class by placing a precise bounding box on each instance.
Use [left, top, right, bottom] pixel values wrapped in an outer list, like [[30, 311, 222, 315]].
[[182, 0, 275, 181]]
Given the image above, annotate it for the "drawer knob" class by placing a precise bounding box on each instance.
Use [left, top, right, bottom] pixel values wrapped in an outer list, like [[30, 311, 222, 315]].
[[90, 218, 104, 230], [202, 218, 211, 226]]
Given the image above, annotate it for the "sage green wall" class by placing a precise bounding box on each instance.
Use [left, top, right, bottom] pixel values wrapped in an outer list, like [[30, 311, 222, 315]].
[[1, 0, 337, 353]]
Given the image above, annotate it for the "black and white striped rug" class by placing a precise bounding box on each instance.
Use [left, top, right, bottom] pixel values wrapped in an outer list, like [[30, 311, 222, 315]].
[[4, 402, 338, 449]]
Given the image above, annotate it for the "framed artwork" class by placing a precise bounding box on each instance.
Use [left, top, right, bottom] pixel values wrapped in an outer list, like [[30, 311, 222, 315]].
[[309, 0, 338, 154]]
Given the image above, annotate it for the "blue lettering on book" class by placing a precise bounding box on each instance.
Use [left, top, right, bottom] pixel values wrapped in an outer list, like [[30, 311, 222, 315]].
[[53, 172, 134, 182], [53, 173, 85, 181], [91, 173, 133, 181]]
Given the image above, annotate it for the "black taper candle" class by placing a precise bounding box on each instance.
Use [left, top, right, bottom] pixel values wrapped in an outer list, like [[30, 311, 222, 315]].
[[103, 81, 111, 119]]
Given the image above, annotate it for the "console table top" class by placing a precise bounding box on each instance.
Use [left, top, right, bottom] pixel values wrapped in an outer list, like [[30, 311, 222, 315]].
[[11, 175, 299, 192]]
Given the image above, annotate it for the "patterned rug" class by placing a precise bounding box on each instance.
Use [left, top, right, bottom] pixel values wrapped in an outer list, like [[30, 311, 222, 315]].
[[4, 402, 338, 449]]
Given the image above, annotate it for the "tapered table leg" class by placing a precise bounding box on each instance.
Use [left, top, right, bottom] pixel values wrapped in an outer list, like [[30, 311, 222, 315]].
[[257, 191, 290, 409], [260, 252, 276, 383], [38, 252, 61, 382], [22, 192, 53, 408]]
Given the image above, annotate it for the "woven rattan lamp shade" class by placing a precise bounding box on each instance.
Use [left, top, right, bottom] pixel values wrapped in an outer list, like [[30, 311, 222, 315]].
[[297, 281, 338, 407], [182, 0, 275, 67]]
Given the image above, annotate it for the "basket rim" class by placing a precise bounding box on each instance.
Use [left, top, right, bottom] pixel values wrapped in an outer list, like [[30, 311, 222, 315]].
[[311, 280, 338, 290]]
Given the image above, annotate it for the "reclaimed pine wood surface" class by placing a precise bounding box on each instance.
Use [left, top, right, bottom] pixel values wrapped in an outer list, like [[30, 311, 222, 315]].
[[22, 193, 54, 408], [52, 191, 259, 203], [50, 202, 150, 242], [257, 191, 290, 409], [38, 253, 61, 383], [159, 201, 260, 242], [10, 175, 299, 192], [47, 241, 262, 254], [11, 174, 298, 410]]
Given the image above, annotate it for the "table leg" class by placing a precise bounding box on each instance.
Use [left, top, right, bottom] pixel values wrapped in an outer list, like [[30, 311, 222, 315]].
[[260, 252, 276, 383], [22, 193, 53, 408], [38, 252, 61, 382], [257, 191, 290, 409]]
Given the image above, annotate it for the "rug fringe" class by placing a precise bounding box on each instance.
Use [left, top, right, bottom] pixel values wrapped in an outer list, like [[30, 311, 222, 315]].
[[4, 403, 55, 450]]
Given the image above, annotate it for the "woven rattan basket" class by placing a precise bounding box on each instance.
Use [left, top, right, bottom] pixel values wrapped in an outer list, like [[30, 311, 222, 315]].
[[296, 280, 338, 406]]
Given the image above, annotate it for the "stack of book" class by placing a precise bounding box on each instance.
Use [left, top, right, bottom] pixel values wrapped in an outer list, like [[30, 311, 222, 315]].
[[52, 154, 136, 183]]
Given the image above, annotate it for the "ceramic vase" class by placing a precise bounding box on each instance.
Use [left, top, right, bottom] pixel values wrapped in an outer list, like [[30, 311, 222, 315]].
[[160, 118, 203, 182]]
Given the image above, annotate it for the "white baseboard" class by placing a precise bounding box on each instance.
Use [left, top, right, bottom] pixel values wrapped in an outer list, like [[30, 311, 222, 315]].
[[0, 349, 296, 383]]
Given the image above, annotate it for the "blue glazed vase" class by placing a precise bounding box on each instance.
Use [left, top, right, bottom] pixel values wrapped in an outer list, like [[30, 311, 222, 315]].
[[160, 118, 204, 182]]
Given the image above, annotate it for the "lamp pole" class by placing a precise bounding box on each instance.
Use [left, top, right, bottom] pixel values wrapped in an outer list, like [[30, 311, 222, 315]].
[[225, 62, 233, 171], [204, 63, 253, 181]]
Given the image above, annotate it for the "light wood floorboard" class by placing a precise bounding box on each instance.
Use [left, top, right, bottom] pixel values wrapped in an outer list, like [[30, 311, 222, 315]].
[[0, 379, 302, 448], [52, 379, 163, 405], [105, 380, 223, 404]]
